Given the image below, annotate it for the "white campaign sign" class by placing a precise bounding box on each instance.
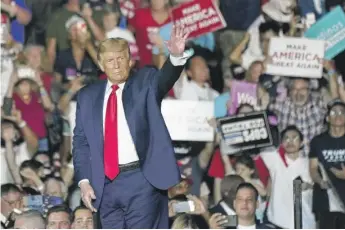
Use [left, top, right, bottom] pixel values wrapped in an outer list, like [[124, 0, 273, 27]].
[[161, 99, 214, 142], [266, 37, 325, 78]]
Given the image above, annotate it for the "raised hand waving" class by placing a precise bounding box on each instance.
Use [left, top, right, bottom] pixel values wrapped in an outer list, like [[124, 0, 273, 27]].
[[165, 24, 189, 57]]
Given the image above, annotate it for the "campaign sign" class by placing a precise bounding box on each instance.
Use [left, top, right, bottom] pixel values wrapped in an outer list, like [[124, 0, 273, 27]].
[[119, 0, 140, 19], [304, 6, 345, 59], [214, 92, 230, 118], [23, 195, 64, 215], [266, 37, 325, 78], [229, 80, 258, 115], [171, 0, 226, 38], [161, 99, 214, 142], [218, 111, 272, 153]]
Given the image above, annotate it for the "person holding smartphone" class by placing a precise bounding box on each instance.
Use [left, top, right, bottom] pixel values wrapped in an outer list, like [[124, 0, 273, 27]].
[[209, 183, 275, 229]]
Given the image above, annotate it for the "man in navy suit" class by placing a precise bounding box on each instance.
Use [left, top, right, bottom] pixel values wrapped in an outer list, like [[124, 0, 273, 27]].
[[72, 25, 191, 228]]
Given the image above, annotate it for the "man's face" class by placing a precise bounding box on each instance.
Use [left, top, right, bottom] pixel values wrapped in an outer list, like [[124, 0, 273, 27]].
[[1, 191, 22, 217], [187, 56, 210, 83], [282, 130, 302, 154], [72, 209, 93, 229], [44, 179, 64, 198], [328, 105, 345, 127], [260, 30, 276, 56], [290, 79, 309, 106], [99, 50, 132, 84], [233, 188, 257, 220], [26, 47, 42, 69], [103, 13, 119, 32], [47, 212, 71, 229]]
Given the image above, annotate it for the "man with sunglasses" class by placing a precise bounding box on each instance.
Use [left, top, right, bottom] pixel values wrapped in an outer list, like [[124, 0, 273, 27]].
[[309, 99, 345, 229]]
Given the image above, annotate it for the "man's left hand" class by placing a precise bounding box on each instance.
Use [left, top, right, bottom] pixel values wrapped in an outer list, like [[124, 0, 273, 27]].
[[166, 24, 189, 57], [330, 164, 345, 180]]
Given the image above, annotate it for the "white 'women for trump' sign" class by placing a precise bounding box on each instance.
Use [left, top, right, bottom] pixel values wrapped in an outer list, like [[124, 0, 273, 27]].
[[266, 37, 325, 78], [161, 99, 214, 142]]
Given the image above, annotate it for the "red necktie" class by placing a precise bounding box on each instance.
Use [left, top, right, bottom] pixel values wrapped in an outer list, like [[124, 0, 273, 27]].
[[104, 85, 120, 180]]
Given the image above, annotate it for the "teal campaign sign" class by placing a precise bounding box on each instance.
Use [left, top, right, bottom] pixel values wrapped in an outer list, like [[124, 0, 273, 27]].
[[304, 6, 345, 59], [214, 92, 230, 118]]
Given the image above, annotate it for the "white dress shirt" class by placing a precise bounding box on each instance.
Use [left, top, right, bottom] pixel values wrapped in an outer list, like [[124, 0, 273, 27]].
[[103, 81, 139, 165], [78, 53, 192, 186]]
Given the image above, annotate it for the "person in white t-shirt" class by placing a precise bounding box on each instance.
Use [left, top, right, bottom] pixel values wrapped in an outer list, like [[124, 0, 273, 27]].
[[260, 126, 316, 229], [179, 55, 219, 101]]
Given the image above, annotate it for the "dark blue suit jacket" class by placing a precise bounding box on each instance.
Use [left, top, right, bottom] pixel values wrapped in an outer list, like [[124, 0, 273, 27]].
[[72, 59, 183, 209]]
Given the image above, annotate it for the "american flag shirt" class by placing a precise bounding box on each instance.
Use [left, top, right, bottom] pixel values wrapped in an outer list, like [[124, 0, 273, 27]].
[[269, 93, 327, 155]]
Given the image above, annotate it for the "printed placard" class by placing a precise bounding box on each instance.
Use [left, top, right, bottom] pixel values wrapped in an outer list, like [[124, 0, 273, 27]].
[[304, 6, 345, 59], [119, 0, 140, 19], [229, 80, 259, 115], [218, 111, 272, 153], [171, 0, 226, 38], [214, 92, 230, 118], [23, 195, 64, 215], [266, 37, 325, 78], [161, 99, 214, 142]]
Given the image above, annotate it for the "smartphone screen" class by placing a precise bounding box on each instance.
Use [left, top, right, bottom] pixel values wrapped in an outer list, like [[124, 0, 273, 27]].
[[3, 100, 12, 116], [173, 201, 195, 213], [221, 215, 238, 228]]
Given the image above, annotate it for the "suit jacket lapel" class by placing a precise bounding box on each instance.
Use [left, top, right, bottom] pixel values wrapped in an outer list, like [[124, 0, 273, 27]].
[[122, 74, 135, 143], [93, 81, 107, 154]]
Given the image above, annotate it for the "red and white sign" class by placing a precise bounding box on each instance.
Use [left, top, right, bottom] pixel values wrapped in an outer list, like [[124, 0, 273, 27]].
[[119, 0, 140, 19], [266, 37, 325, 78], [172, 0, 226, 38]]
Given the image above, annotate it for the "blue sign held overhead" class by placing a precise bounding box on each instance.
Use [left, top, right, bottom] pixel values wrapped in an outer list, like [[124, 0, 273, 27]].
[[304, 6, 345, 59]]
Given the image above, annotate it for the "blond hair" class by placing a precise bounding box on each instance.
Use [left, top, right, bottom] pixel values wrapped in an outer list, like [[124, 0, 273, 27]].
[[97, 38, 130, 61], [245, 60, 263, 82]]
